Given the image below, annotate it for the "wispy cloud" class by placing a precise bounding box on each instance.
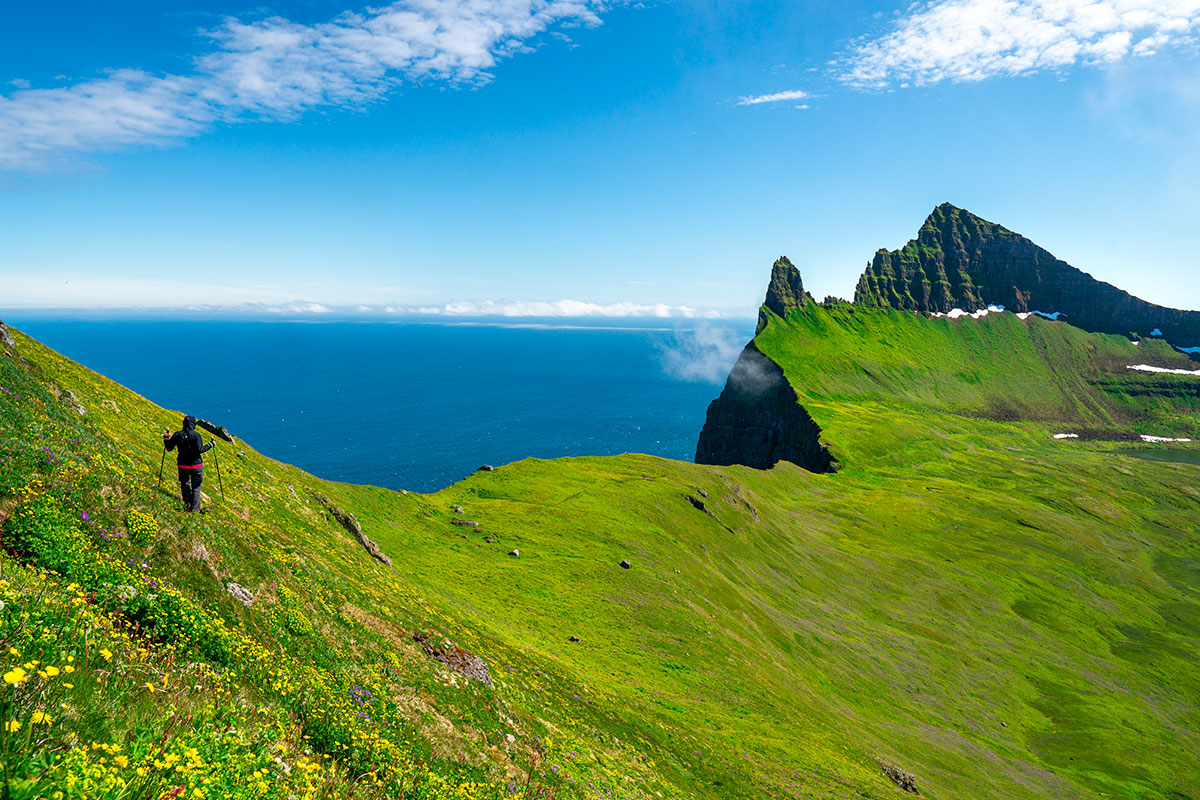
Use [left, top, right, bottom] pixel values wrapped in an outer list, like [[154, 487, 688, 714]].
[[0, 0, 612, 170], [736, 89, 809, 105], [839, 0, 1200, 88], [656, 323, 744, 383]]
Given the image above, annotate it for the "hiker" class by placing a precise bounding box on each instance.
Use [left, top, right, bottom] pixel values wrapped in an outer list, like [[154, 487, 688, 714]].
[[162, 415, 215, 512]]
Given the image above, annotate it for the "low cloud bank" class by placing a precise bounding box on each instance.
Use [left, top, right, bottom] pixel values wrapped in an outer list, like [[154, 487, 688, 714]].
[[3, 297, 742, 321]]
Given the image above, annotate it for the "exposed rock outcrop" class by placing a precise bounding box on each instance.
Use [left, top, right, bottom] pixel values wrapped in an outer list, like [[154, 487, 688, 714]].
[[0, 319, 14, 351], [414, 631, 492, 685], [757, 256, 812, 333], [48, 384, 87, 416], [854, 203, 1200, 346], [225, 582, 255, 606], [197, 419, 236, 443], [876, 759, 919, 794], [314, 493, 393, 567], [695, 343, 836, 473]]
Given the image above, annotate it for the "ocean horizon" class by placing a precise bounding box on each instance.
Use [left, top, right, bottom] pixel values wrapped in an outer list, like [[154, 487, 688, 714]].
[[8, 316, 755, 492]]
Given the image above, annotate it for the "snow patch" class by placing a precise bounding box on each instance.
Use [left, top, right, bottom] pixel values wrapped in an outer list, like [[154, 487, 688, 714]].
[[1127, 364, 1200, 376], [1015, 312, 1031, 320], [1053, 433, 1080, 439], [936, 307, 997, 319], [1150, 328, 1163, 337], [1031, 311, 1064, 321], [1140, 434, 1193, 443], [1177, 345, 1200, 354]]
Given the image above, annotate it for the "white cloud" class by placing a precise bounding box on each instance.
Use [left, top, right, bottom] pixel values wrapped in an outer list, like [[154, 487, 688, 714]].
[[0, 272, 730, 317], [0, 0, 612, 170], [426, 299, 716, 317], [839, 0, 1200, 88], [736, 89, 809, 105]]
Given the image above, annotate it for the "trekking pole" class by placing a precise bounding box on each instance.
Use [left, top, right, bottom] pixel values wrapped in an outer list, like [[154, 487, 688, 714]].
[[211, 442, 225, 500]]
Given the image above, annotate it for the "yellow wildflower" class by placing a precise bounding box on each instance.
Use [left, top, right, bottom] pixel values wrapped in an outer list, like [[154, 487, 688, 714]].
[[4, 667, 28, 685], [99, 648, 113, 662], [31, 711, 51, 724], [3, 721, 18, 732]]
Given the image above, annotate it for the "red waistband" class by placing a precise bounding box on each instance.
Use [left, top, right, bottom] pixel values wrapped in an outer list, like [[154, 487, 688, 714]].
[[177, 463, 203, 470]]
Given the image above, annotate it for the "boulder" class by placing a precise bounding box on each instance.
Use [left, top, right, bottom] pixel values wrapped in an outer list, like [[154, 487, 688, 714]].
[[568, 635, 581, 643], [477, 464, 495, 472], [225, 582, 255, 606], [451, 518, 479, 527], [509, 549, 520, 557], [620, 560, 631, 569]]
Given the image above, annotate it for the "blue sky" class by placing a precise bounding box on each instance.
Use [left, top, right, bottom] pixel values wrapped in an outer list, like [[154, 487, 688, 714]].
[[2, 0, 1199, 316]]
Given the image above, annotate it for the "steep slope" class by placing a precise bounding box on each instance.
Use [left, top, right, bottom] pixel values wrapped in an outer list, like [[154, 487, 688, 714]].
[[1, 313, 1198, 800], [854, 203, 1200, 346]]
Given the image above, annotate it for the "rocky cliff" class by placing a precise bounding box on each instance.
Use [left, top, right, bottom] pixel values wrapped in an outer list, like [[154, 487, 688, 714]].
[[854, 203, 1200, 346], [757, 255, 811, 333], [696, 259, 835, 472], [694, 342, 835, 472]]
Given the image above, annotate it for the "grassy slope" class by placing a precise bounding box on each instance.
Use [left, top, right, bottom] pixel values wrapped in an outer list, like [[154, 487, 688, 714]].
[[1, 311, 1198, 800]]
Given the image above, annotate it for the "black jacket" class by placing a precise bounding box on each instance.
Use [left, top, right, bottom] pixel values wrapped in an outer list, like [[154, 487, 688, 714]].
[[165, 417, 213, 467]]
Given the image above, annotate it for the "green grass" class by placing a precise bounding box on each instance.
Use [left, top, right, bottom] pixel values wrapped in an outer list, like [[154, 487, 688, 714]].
[[0, 309, 1197, 800]]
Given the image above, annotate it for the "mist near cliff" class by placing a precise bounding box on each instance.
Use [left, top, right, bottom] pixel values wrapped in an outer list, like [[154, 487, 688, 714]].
[[657, 323, 747, 384]]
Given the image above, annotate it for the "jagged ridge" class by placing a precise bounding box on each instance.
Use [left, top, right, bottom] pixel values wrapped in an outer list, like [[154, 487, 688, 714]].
[[854, 203, 1200, 346]]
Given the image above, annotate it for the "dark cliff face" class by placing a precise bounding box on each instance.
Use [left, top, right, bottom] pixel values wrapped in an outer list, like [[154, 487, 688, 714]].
[[695, 342, 836, 473], [854, 203, 1200, 346]]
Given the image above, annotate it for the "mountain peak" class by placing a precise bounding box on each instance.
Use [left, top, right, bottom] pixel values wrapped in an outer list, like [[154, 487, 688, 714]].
[[762, 256, 807, 321], [854, 205, 1200, 345]]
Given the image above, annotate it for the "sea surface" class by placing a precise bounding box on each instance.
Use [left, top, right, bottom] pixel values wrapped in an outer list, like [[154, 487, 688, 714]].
[[12, 318, 753, 492]]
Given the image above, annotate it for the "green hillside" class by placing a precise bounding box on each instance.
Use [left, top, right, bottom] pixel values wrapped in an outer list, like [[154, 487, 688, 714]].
[[0, 305, 1197, 800], [753, 300, 1200, 468]]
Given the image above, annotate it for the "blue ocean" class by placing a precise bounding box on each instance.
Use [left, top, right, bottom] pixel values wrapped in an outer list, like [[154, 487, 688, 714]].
[[13, 319, 753, 492]]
